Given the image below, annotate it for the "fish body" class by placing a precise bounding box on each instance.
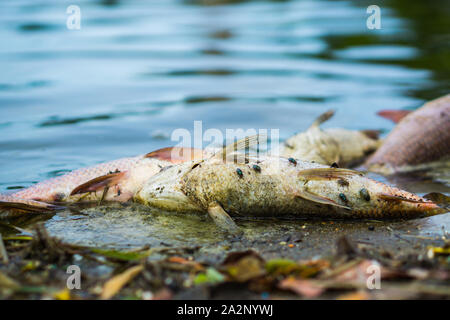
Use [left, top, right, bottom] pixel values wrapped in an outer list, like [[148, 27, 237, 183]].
[[282, 110, 381, 167], [136, 154, 445, 219], [0, 147, 207, 212], [366, 94, 450, 174], [2, 155, 168, 203]]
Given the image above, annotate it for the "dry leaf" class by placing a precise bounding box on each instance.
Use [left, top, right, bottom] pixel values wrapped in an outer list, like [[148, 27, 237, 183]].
[[100, 264, 143, 299], [152, 288, 173, 300], [0, 271, 20, 290], [53, 288, 71, 300], [221, 251, 265, 282], [167, 256, 204, 271], [278, 277, 324, 298], [337, 290, 370, 300], [333, 259, 398, 284]]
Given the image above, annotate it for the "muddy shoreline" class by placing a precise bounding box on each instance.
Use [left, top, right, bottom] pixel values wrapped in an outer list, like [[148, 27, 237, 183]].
[[1, 203, 449, 300]]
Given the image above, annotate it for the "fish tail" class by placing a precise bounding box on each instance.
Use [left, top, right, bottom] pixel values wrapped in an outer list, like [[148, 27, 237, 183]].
[[310, 109, 335, 128], [0, 194, 63, 213], [377, 109, 411, 123]]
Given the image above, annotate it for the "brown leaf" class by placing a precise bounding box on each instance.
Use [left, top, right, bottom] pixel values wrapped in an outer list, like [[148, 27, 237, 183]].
[[100, 265, 144, 299], [332, 259, 399, 284], [278, 277, 324, 298], [152, 288, 173, 300], [167, 256, 204, 271], [222, 250, 266, 282], [337, 290, 371, 300], [222, 250, 264, 265]]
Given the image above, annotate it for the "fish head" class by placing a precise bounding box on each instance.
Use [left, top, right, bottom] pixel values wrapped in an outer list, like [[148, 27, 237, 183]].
[[296, 168, 446, 219], [348, 178, 447, 218]]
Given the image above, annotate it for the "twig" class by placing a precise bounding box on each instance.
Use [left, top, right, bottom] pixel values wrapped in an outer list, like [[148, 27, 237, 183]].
[[0, 233, 9, 264]]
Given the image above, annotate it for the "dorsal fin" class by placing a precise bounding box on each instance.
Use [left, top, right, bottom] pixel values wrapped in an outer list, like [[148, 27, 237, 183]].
[[212, 133, 267, 162], [145, 147, 204, 163], [377, 110, 411, 124], [309, 109, 335, 128], [298, 168, 364, 180]]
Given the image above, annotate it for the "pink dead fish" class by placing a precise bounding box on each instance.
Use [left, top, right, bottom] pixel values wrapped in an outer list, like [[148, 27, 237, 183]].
[[365, 94, 450, 174], [0, 147, 206, 213]]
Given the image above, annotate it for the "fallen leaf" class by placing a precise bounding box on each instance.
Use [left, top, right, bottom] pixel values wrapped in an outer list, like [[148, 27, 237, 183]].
[[90, 248, 150, 261], [53, 288, 71, 300], [167, 256, 204, 271], [100, 264, 144, 299], [0, 271, 20, 290], [225, 256, 266, 282], [332, 259, 399, 284], [222, 250, 266, 282], [278, 277, 324, 298], [265, 259, 299, 275], [266, 258, 329, 278], [222, 250, 263, 265], [337, 290, 370, 300], [1, 236, 33, 241], [428, 246, 450, 257], [152, 288, 173, 300], [194, 268, 225, 285], [21, 260, 40, 272]]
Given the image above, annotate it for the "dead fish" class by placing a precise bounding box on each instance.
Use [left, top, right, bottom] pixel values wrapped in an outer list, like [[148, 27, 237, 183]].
[[365, 94, 450, 174], [281, 110, 381, 167], [0, 147, 206, 213], [135, 135, 446, 233]]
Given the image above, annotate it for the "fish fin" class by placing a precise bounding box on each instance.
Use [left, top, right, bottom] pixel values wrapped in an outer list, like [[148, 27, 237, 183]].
[[0, 199, 63, 213], [423, 192, 450, 210], [207, 202, 242, 235], [70, 171, 126, 196], [378, 193, 428, 204], [294, 190, 351, 210], [310, 109, 335, 128], [212, 133, 267, 162], [360, 130, 381, 140], [298, 168, 364, 180], [377, 110, 411, 123], [145, 147, 204, 163]]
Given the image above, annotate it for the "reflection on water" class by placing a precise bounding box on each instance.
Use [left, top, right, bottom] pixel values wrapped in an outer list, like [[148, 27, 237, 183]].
[[0, 0, 448, 246]]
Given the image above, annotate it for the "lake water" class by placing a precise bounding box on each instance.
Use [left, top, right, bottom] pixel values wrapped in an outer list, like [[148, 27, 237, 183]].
[[0, 0, 448, 247]]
